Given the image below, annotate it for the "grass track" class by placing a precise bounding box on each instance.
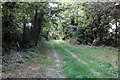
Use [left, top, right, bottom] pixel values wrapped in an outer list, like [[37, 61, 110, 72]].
[[56, 40, 118, 78], [52, 40, 98, 78], [3, 40, 118, 78]]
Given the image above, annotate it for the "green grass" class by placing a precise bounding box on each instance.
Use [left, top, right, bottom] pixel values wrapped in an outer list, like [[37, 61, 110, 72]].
[[57, 40, 118, 78], [52, 40, 98, 78], [4, 40, 118, 78]]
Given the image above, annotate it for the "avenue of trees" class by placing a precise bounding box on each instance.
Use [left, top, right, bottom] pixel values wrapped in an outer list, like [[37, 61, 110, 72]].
[[2, 1, 120, 51]]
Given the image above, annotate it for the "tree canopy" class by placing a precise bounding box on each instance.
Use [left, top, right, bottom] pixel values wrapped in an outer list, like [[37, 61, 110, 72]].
[[2, 1, 120, 51]]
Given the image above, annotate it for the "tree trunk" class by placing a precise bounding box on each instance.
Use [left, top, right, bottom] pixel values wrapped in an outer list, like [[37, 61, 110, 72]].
[[31, 8, 43, 46], [31, 8, 38, 46], [115, 20, 118, 46], [21, 21, 26, 48], [35, 27, 42, 46], [97, 27, 103, 45], [93, 14, 103, 46], [35, 13, 44, 46]]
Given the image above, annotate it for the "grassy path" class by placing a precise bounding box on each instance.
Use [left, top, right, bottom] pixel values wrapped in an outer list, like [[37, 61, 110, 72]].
[[56, 40, 118, 78], [52, 40, 98, 78], [3, 42, 66, 78], [43, 43, 66, 78], [3, 40, 118, 78], [59, 42, 101, 76]]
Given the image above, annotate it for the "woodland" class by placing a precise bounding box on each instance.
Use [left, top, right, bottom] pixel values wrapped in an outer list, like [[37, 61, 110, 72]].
[[1, 1, 120, 78]]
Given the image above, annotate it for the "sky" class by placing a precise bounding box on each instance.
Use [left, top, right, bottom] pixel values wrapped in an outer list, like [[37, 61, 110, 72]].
[[49, 3, 58, 7]]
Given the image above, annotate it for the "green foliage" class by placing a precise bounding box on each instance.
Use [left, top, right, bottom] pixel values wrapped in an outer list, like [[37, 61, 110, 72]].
[[2, 2, 120, 51], [2, 2, 23, 50], [50, 2, 120, 47], [2, 2, 55, 50]]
